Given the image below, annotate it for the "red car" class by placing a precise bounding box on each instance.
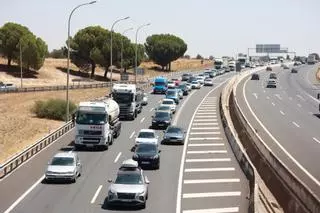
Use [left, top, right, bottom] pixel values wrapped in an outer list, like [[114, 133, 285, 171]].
[[171, 78, 181, 86]]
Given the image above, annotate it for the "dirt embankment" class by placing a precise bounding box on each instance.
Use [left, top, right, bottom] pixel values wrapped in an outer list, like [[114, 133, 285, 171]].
[[0, 58, 212, 164]]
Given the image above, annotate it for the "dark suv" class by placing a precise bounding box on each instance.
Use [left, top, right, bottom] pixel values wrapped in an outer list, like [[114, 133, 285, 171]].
[[251, 73, 260, 80]]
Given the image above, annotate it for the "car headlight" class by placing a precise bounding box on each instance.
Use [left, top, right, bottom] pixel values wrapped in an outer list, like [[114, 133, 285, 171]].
[[152, 155, 159, 159]]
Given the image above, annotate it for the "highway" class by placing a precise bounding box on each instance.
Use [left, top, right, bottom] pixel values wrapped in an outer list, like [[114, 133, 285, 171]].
[[235, 64, 320, 198], [0, 71, 249, 213]]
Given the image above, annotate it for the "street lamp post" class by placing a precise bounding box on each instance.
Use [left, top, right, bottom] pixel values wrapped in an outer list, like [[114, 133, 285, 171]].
[[110, 16, 130, 89], [66, 1, 96, 123], [120, 27, 133, 72], [20, 41, 22, 88], [135, 23, 150, 85]]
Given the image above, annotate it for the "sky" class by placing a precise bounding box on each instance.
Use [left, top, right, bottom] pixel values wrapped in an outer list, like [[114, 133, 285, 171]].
[[1, 0, 319, 58]]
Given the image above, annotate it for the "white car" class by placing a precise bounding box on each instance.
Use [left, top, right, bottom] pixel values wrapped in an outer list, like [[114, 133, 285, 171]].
[[196, 76, 205, 85], [135, 129, 159, 146], [185, 83, 192, 91], [191, 80, 201, 89], [167, 81, 176, 89], [161, 99, 177, 113], [142, 93, 148, 105], [204, 78, 213, 86]]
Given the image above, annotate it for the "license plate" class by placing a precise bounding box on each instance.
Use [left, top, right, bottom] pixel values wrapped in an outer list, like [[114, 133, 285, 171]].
[[86, 144, 94, 147], [141, 161, 150, 164], [158, 124, 164, 126]]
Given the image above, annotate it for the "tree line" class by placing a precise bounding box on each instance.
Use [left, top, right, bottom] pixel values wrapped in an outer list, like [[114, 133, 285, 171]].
[[0, 22, 188, 79]]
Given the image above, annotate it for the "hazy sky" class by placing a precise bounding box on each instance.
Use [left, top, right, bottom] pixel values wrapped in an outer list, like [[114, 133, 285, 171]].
[[1, 0, 319, 58]]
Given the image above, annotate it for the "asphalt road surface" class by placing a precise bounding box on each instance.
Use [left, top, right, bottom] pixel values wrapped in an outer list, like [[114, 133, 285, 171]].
[[0, 71, 249, 213]]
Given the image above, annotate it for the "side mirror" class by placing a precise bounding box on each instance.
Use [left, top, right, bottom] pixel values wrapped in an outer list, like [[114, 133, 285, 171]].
[[47, 161, 50, 165], [145, 176, 150, 184], [159, 150, 162, 153], [77, 162, 81, 166], [151, 115, 154, 118], [108, 179, 113, 183]]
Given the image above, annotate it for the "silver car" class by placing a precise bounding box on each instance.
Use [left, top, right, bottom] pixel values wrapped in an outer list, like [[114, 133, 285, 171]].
[[107, 159, 149, 208], [45, 152, 82, 183]]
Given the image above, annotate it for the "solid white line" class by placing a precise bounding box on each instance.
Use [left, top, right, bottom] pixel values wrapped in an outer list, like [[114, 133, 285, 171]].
[[196, 113, 217, 115], [114, 152, 122, 163], [195, 116, 217, 119], [90, 185, 103, 204], [190, 132, 220, 135], [176, 79, 230, 213], [185, 167, 235, 172], [252, 93, 258, 99], [271, 102, 275, 106], [183, 191, 241, 198], [184, 178, 240, 184], [183, 207, 239, 213], [189, 137, 222, 140], [3, 175, 44, 213], [129, 131, 135, 139], [187, 150, 227, 154], [140, 117, 145, 123], [292, 122, 300, 128], [149, 108, 154, 112], [193, 119, 217, 122], [242, 77, 320, 187], [297, 94, 305, 101], [192, 123, 218, 126], [173, 90, 196, 125], [313, 137, 320, 144], [186, 158, 231, 162], [280, 110, 285, 115], [191, 127, 219, 130], [188, 143, 224, 147], [297, 104, 302, 108], [263, 90, 266, 93]]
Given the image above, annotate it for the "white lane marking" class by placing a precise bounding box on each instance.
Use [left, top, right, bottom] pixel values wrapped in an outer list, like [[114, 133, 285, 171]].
[[197, 110, 216, 112], [196, 113, 217, 115], [190, 132, 220, 135], [129, 131, 135, 139], [192, 123, 218, 126], [183, 191, 241, 198], [114, 152, 122, 163], [173, 90, 196, 125], [302, 91, 320, 104], [292, 122, 300, 128], [275, 94, 282, 100], [188, 143, 224, 147], [201, 104, 216, 106], [183, 207, 239, 213], [189, 137, 222, 140], [187, 150, 227, 154], [252, 93, 258, 99], [280, 110, 285, 115], [186, 158, 231, 162], [271, 102, 275, 106], [184, 178, 240, 184], [297, 95, 305, 101], [149, 108, 154, 112], [266, 96, 270, 99], [297, 104, 302, 108], [140, 117, 145, 123], [176, 79, 230, 213], [191, 127, 220, 130], [242, 77, 320, 187], [90, 185, 103, 204], [185, 167, 235, 172], [313, 137, 320, 144], [195, 115, 217, 118], [3, 175, 44, 213], [263, 90, 266, 93], [198, 108, 216, 111], [193, 119, 217, 122]]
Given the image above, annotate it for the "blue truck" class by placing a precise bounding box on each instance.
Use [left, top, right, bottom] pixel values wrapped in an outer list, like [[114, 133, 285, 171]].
[[153, 77, 168, 94]]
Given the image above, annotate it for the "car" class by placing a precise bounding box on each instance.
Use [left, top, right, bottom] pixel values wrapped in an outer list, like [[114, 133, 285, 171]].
[[171, 78, 181, 86], [132, 143, 161, 169], [156, 105, 172, 114], [161, 99, 176, 113], [204, 78, 213, 86], [291, 68, 298, 73], [251, 73, 260, 80], [135, 129, 158, 146], [176, 88, 183, 99], [191, 80, 201, 89], [0, 83, 17, 92], [269, 72, 277, 79], [185, 83, 192, 91], [151, 111, 172, 129], [204, 71, 214, 78], [162, 126, 186, 145], [107, 159, 149, 208], [178, 83, 189, 95], [266, 66, 272, 71], [165, 89, 180, 104], [250, 63, 256, 68], [167, 80, 176, 89], [45, 152, 82, 183], [203, 72, 210, 78], [142, 93, 148, 105], [187, 76, 197, 83], [196, 76, 205, 85], [181, 73, 191, 81], [266, 79, 277, 88], [283, 64, 289, 69]]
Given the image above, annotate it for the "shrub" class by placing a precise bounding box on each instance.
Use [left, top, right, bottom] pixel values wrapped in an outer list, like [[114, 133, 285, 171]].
[[32, 99, 77, 121]]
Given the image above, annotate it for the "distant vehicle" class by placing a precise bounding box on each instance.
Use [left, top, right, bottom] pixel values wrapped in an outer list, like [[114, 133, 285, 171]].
[[45, 152, 82, 183], [135, 129, 158, 146], [142, 93, 148, 106], [155, 105, 172, 115], [133, 143, 161, 169], [204, 78, 213, 86], [181, 73, 191, 81], [176, 88, 183, 99], [245, 62, 251, 68], [162, 126, 186, 145], [153, 77, 168, 94], [250, 63, 256, 68], [167, 80, 176, 89], [266, 66, 272, 71], [185, 83, 192, 91], [165, 89, 180, 104], [196, 76, 205, 85], [107, 159, 149, 209], [269, 72, 277, 79], [160, 99, 176, 114], [214, 58, 224, 69], [151, 110, 172, 129], [291, 68, 298, 73], [204, 70, 214, 78], [307, 54, 317, 65], [283, 64, 289, 69], [191, 80, 201, 89], [0, 83, 17, 92], [251, 73, 260, 80], [266, 79, 277, 88], [228, 61, 236, 71], [178, 83, 189, 95], [171, 78, 181, 86], [293, 61, 301, 66], [187, 76, 197, 83]]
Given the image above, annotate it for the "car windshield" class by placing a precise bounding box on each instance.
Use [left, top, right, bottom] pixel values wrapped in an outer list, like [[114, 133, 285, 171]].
[[166, 127, 182, 134], [136, 144, 157, 154], [76, 112, 106, 125], [167, 91, 176, 96], [155, 111, 170, 118], [162, 100, 173, 105], [179, 84, 186, 89], [138, 131, 155, 138], [155, 81, 166, 86], [157, 106, 170, 111], [115, 173, 143, 185], [192, 81, 198, 84], [51, 157, 74, 166], [112, 93, 134, 103]]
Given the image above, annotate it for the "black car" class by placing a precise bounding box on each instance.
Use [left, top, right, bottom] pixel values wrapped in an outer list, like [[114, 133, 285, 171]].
[[151, 111, 172, 129], [291, 68, 298, 73], [178, 83, 188, 95], [204, 71, 214, 78], [132, 143, 160, 169], [181, 73, 191, 81], [162, 126, 186, 145], [269, 72, 277, 79], [266, 66, 272, 71], [251, 73, 260, 80]]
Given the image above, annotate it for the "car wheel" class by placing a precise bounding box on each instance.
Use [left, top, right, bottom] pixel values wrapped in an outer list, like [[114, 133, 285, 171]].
[[141, 202, 146, 209], [71, 178, 76, 183]]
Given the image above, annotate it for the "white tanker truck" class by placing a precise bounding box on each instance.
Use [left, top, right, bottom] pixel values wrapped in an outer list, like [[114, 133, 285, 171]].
[[74, 99, 121, 150]]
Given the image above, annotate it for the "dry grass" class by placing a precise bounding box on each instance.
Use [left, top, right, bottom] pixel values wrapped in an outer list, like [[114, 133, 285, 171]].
[[0, 57, 212, 164], [317, 67, 320, 81]]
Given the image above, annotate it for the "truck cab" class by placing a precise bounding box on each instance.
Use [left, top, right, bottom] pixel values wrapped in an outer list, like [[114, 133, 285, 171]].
[[153, 77, 168, 94]]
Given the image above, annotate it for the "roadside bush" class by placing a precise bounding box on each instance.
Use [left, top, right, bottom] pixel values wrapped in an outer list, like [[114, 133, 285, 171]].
[[32, 99, 76, 121]]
